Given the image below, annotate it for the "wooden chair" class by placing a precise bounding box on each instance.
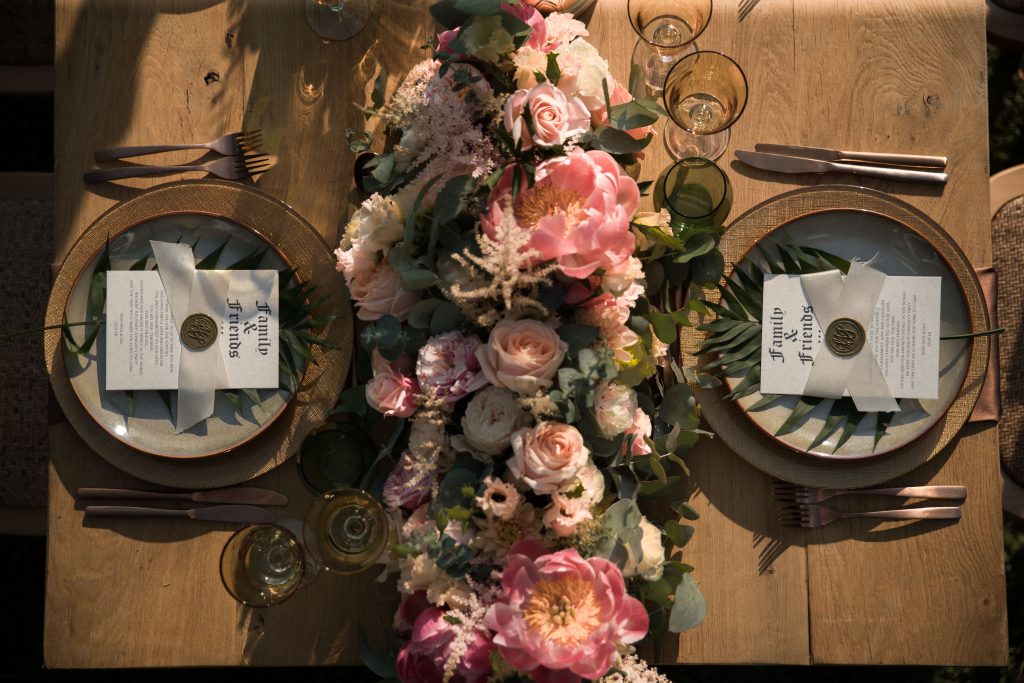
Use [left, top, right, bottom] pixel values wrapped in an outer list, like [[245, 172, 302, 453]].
[[0, 173, 52, 537], [992, 164, 1024, 519]]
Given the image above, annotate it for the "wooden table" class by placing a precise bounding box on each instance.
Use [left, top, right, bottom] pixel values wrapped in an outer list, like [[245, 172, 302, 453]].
[[46, 0, 1008, 668]]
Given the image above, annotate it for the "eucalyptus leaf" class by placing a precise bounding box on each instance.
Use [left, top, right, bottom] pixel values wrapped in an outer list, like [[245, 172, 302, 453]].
[[668, 574, 707, 633], [663, 520, 695, 548]]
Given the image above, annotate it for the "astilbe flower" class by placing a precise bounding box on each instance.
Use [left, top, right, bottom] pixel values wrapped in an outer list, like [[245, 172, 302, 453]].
[[599, 653, 673, 683]]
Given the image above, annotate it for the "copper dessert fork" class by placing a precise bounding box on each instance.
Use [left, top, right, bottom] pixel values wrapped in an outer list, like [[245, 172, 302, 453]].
[[83, 153, 270, 183]]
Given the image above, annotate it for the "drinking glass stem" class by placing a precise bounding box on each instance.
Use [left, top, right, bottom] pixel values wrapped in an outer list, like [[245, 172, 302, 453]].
[[664, 123, 730, 161]]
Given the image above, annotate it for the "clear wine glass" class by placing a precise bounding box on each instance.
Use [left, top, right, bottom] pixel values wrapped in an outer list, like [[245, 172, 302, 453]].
[[304, 488, 391, 575], [628, 0, 711, 92], [305, 0, 371, 41], [663, 50, 748, 161], [220, 524, 305, 607]]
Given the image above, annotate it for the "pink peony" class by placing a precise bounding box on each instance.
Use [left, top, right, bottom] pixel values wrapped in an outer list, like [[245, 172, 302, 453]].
[[366, 351, 420, 418], [484, 542, 649, 680], [350, 262, 419, 322], [476, 318, 568, 395], [482, 149, 639, 279], [501, 2, 548, 51], [382, 450, 434, 511], [508, 422, 589, 494], [416, 332, 489, 406], [503, 83, 590, 151], [396, 607, 493, 683]]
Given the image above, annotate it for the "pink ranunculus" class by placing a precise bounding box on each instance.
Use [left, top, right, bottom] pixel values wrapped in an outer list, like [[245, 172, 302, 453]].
[[503, 83, 589, 151], [382, 449, 434, 511], [482, 149, 639, 279], [591, 80, 654, 143], [366, 351, 420, 418], [397, 607, 494, 683], [416, 331, 489, 406], [508, 422, 589, 494], [624, 408, 653, 456], [351, 262, 419, 322], [476, 318, 568, 395], [483, 544, 649, 681], [501, 2, 547, 51]]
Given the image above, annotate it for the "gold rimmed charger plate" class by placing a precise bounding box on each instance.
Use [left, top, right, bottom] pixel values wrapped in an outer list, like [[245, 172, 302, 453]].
[[45, 180, 353, 489], [684, 185, 988, 488]]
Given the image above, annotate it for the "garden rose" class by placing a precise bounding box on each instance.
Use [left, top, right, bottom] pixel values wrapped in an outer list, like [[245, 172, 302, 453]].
[[484, 542, 649, 680], [593, 382, 639, 438], [503, 83, 589, 151], [509, 422, 589, 494], [622, 516, 666, 581], [366, 351, 420, 418], [396, 607, 493, 683], [623, 408, 653, 456], [383, 450, 434, 511], [350, 262, 419, 322], [461, 386, 524, 455], [482, 149, 639, 279], [476, 318, 568, 395], [416, 331, 488, 406]]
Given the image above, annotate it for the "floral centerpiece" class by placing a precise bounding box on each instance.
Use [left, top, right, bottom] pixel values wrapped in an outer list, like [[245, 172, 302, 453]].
[[335, 2, 723, 680]]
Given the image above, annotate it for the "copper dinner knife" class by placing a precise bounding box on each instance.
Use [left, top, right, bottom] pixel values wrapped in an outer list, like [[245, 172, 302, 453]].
[[77, 486, 288, 506], [735, 150, 948, 185], [84, 504, 275, 524], [754, 143, 947, 168]]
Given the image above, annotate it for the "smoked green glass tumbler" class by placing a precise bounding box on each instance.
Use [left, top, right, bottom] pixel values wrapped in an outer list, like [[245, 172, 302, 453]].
[[654, 157, 731, 229]]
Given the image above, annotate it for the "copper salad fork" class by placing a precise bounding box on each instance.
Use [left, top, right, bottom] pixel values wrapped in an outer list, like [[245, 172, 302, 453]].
[[94, 129, 263, 161], [84, 152, 271, 183]]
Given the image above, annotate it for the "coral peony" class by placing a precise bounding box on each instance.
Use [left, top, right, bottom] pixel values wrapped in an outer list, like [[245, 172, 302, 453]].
[[484, 542, 649, 680], [482, 149, 639, 279], [396, 607, 494, 683]]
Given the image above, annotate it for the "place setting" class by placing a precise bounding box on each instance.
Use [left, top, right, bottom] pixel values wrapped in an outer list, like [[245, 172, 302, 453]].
[[34, 0, 1011, 677]]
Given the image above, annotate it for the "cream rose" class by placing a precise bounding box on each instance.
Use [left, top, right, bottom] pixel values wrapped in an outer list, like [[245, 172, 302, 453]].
[[593, 382, 639, 439], [623, 516, 667, 581], [351, 262, 418, 322], [476, 318, 568, 395], [461, 386, 524, 456], [503, 83, 589, 151], [508, 422, 589, 494]]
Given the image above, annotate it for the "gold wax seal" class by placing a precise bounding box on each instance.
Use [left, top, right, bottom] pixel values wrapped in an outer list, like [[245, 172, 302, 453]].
[[181, 313, 217, 350], [825, 318, 865, 357]]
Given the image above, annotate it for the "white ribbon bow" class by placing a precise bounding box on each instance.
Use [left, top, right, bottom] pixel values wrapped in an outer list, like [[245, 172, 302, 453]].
[[799, 262, 900, 413], [151, 241, 231, 433]]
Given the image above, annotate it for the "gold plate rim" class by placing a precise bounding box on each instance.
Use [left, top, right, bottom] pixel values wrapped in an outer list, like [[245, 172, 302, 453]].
[[45, 179, 353, 488]]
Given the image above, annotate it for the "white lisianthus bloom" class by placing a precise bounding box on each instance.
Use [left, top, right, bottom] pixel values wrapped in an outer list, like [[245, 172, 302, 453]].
[[461, 386, 524, 456], [593, 382, 639, 439]]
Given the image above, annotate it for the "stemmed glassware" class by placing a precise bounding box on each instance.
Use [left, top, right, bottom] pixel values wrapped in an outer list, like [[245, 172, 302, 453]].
[[628, 0, 711, 92], [220, 524, 305, 607], [303, 488, 391, 575], [663, 51, 748, 161], [305, 0, 371, 41]]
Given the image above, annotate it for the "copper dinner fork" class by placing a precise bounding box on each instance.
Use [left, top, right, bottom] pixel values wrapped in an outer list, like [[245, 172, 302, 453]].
[[772, 482, 967, 505], [83, 153, 271, 183]]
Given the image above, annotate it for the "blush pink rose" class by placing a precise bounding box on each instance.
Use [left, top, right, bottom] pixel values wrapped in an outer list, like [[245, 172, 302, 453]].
[[366, 351, 420, 418], [350, 262, 419, 322], [623, 408, 653, 456], [416, 332, 489, 406], [476, 318, 568, 395], [508, 422, 589, 494], [483, 543, 649, 681], [503, 83, 590, 151], [501, 2, 547, 51], [482, 149, 639, 279]]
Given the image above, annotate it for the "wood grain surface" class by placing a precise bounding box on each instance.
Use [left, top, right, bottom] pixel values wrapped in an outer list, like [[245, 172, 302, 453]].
[[46, 0, 1007, 668]]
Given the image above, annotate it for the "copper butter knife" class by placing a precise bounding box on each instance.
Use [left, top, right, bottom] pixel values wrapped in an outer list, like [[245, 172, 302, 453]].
[[84, 504, 275, 524], [78, 486, 287, 506]]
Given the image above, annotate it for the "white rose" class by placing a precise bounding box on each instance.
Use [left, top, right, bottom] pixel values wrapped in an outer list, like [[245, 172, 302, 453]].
[[461, 387, 524, 456], [622, 516, 667, 581], [593, 382, 639, 439]]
